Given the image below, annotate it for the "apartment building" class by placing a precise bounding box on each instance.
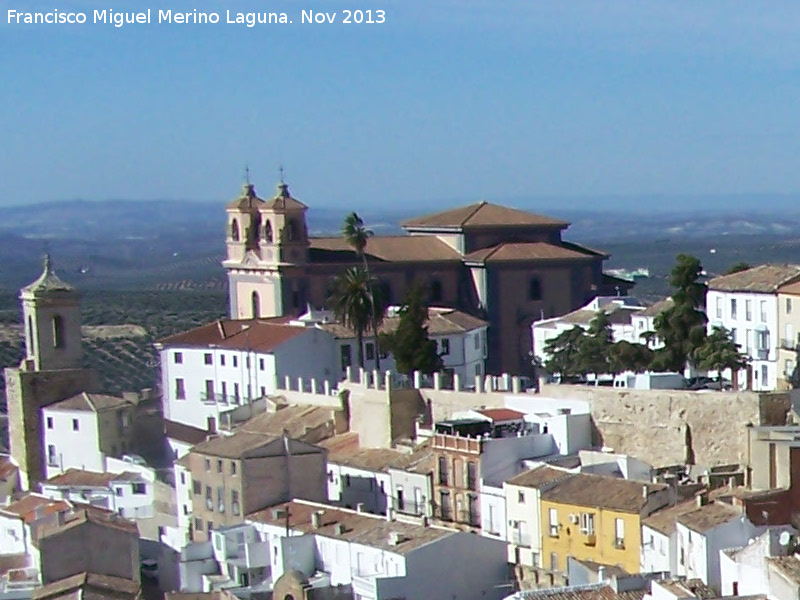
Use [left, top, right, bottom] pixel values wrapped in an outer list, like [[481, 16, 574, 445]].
[[183, 432, 327, 542], [39, 469, 154, 520], [707, 265, 800, 391]]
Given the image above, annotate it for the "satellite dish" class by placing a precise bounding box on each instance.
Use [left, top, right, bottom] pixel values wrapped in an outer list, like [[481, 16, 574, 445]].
[[780, 531, 792, 547]]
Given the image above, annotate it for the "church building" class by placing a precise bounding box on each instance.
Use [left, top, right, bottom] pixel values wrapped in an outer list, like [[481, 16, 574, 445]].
[[223, 181, 631, 375]]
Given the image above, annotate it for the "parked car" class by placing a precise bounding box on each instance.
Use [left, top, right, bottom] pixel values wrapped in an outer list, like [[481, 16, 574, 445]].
[[685, 376, 731, 391]]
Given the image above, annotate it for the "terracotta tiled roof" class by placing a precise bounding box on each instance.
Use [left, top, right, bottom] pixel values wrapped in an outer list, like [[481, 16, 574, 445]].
[[47, 393, 131, 412], [165, 420, 210, 445], [401, 201, 569, 229], [191, 432, 280, 459], [639, 298, 674, 317], [239, 405, 339, 442], [541, 472, 668, 514], [507, 465, 572, 488], [463, 242, 596, 263], [386, 441, 434, 474], [0, 494, 71, 524], [309, 236, 461, 263], [708, 264, 800, 293], [653, 579, 717, 599], [318, 307, 487, 340], [37, 505, 138, 539], [475, 408, 525, 422], [642, 498, 701, 535], [248, 499, 455, 555], [261, 183, 308, 211], [225, 183, 265, 210], [157, 319, 308, 351], [33, 572, 140, 600], [676, 501, 742, 533], [319, 434, 406, 472], [779, 280, 800, 295], [21, 256, 77, 297], [768, 556, 800, 585], [44, 469, 143, 488], [509, 582, 646, 600]]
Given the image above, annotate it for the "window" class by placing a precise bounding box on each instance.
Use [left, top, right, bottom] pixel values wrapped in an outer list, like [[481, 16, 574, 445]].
[[46, 417, 53, 430], [52, 315, 65, 349], [474, 334, 480, 350], [220, 354, 225, 366], [217, 486, 225, 513], [745, 300, 753, 321], [340, 344, 352, 370], [233, 356, 238, 368], [551, 553, 559, 572], [439, 490, 452, 520], [232, 490, 240, 516], [204, 353, 213, 365], [715, 297, 722, 319], [234, 383, 240, 401], [731, 299, 738, 319], [207, 521, 213, 533], [260, 386, 265, 396], [518, 490, 525, 504], [259, 358, 265, 371], [745, 329, 753, 354], [72, 418, 79, 431], [205, 459, 211, 471], [47, 445, 57, 467], [251, 291, 260, 318], [438, 455, 448, 485], [440, 338, 450, 356], [344, 474, 351, 487], [762, 364, 769, 384], [115, 487, 123, 497], [193, 480, 201, 495], [174, 352, 183, 364], [221, 381, 227, 399], [133, 483, 146, 495], [760, 300, 768, 322], [180, 472, 185, 485], [217, 460, 223, 473], [430, 279, 443, 302], [788, 298, 793, 315], [205, 379, 215, 401], [396, 486, 404, 511], [731, 328, 737, 345], [580, 512, 595, 535], [365, 343, 375, 361], [466, 462, 477, 491], [528, 277, 542, 301], [230, 461, 237, 476], [175, 378, 185, 400], [548, 508, 559, 537], [614, 518, 625, 548], [195, 518, 203, 531], [183, 505, 189, 516], [230, 219, 240, 241]]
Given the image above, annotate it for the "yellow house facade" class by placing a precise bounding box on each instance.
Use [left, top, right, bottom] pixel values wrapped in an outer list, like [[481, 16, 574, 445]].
[[539, 472, 671, 574]]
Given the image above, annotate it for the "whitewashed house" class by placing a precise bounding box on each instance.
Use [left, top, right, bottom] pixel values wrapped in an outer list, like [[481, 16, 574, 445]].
[[674, 499, 760, 589], [41, 393, 137, 479], [641, 498, 703, 574], [706, 265, 800, 391], [532, 296, 648, 363], [719, 526, 796, 597], [249, 499, 509, 600], [156, 319, 341, 430], [386, 444, 434, 519], [39, 469, 154, 520]]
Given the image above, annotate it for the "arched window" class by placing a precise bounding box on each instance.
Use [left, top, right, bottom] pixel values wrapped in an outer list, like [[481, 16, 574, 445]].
[[251, 292, 260, 319], [430, 279, 443, 303], [287, 220, 296, 241], [529, 277, 542, 301], [231, 219, 240, 242], [264, 220, 273, 243], [52, 315, 64, 349]]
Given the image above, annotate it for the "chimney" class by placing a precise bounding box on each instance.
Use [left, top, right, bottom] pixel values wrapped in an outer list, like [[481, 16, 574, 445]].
[[311, 510, 324, 529], [728, 476, 737, 490], [334, 523, 346, 535], [356, 503, 364, 513], [642, 484, 649, 500], [386, 507, 395, 522], [597, 566, 606, 582], [696, 492, 709, 507], [388, 531, 404, 546]]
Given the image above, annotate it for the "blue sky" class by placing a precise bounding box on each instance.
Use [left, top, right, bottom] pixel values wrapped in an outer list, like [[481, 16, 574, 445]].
[[3, 1, 800, 210]]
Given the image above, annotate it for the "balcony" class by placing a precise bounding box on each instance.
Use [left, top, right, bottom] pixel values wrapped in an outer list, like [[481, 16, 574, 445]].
[[583, 533, 596, 546], [615, 537, 626, 550], [352, 575, 377, 599], [200, 393, 242, 406], [782, 338, 800, 351], [756, 348, 769, 361]]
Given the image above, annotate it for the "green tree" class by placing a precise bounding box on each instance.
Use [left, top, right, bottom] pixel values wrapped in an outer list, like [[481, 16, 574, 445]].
[[341, 212, 385, 368], [726, 262, 752, 275], [693, 326, 749, 390], [381, 284, 442, 376], [328, 266, 376, 370], [650, 254, 708, 373], [543, 326, 588, 382], [610, 341, 655, 375], [576, 311, 615, 379]]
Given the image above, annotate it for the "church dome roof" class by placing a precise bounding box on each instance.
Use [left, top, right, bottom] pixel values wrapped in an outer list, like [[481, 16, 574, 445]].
[[226, 183, 266, 210]]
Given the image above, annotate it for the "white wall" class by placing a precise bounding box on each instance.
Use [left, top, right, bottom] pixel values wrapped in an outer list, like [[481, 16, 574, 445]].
[[480, 483, 506, 540], [706, 289, 779, 391], [42, 408, 103, 478], [326, 463, 390, 515], [505, 483, 541, 567], [640, 526, 671, 574], [173, 463, 193, 548], [387, 468, 431, 517], [0, 513, 27, 556]]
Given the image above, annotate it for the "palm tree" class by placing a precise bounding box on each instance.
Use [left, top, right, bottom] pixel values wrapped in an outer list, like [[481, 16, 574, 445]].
[[342, 212, 384, 368], [328, 266, 375, 370], [693, 326, 749, 390]]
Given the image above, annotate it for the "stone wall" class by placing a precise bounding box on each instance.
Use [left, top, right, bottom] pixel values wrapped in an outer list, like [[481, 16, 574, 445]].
[[540, 384, 791, 468]]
